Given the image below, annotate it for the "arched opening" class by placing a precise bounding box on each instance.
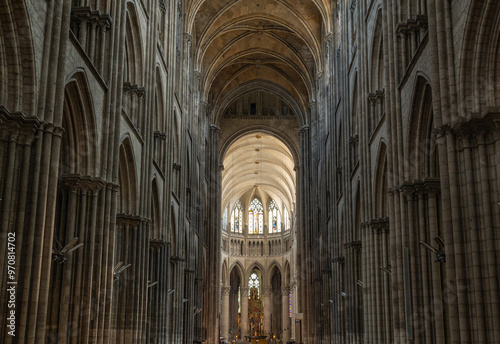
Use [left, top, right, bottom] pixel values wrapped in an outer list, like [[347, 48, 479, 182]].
[[220, 131, 297, 342], [229, 266, 243, 339], [270, 265, 282, 336], [47, 73, 98, 342]]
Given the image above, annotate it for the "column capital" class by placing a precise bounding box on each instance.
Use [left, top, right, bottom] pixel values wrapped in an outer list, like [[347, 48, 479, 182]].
[[42, 122, 64, 137], [209, 124, 221, 134], [221, 286, 231, 295], [99, 15, 112, 31], [325, 32, 335, 44], [399, 181, 415, 200], [298, 124, 310, 136], [240, 287, 250, 296], [423, 177, 441, 196], [262, 287, 272, 297], [433, 124, 452, 140]]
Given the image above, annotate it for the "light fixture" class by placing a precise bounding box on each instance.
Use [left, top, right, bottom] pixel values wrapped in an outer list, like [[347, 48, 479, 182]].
[[52, 237, 84, 264], [113, 262, 131, 281], [380, 265, 392, 275], [419, 236, 446, 263]]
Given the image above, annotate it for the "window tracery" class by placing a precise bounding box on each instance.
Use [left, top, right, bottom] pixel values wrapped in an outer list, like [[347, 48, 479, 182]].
[[222, 205, 228, 231], [230, 201, 243, 233], [249, 198, 264, 234], [268, 199, 281, 233], [284, 206, 290, 231]]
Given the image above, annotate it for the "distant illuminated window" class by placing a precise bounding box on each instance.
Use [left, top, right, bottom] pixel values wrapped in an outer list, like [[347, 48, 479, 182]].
[[231, 201, 243, 233], [249, 272, 260, 296], [248, 199, 263, 234], [284, 206, 290, 231], [289, 290, 292, 317], [222, 206, 228, 231], [268, 200, 281, 233]]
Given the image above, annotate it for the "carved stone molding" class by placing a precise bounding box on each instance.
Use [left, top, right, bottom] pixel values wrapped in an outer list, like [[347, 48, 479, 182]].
[[398, 178, 441, 198], [240, 287, 250, 297], [150, 238, 168, 250], [367, 218, 389, 234], [170, 255, 185, 264], [281, 286, 290, 295], [116, 213, 149, 228], [221, 286, 231, 295], [332, 256, 345, 264], [60, 174, 107, 193], [262, 287, 272, 297], [344, 240, 362, 250], [154, 131, 167, 141], [209, 124, 221, 134], [298, 124, 310, 135]]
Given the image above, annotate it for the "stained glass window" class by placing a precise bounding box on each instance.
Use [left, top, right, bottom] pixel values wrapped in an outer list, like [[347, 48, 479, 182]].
[[289, 290, 292, 317], [284, 206, 290, 231], [248, 198, 263, 234], [222, 206, 228, 231], [268, 200, 281, 233], [230, 201, 243, 233], [238, 286, 241, 313], [249, 272, 260, 295]]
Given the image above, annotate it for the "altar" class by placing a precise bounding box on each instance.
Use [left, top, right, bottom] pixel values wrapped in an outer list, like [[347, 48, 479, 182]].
[[248, 287, 264, 336], [243, 335, 267, 344]]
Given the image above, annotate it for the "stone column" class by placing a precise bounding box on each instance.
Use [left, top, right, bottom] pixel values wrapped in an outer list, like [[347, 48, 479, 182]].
[[263, 287, 272, 336], [282, 287, 290, 342], [221, 286, 230, 340], [241, 287, 249, 337]]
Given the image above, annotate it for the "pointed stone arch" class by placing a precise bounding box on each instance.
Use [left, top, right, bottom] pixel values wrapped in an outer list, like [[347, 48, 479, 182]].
[[266, 260, 283, 285], [373, 141, 388, 218], [154, 67, 166, 167], [0, 0, 36, 115], [151, 178, 161, 239], [369, 8, 384, 91], [246, 261, 266, 286], [118, 136, 138, 215], [229, 260, 246, 284], [60, 70, 98, 176], [353, 183, 361, 242], [124, 2, 144, 86], [406, 74, 436, 179], [213, 80, 307, 128], [221, 259, 229, 286], [283, 260, 291, 286], [459, 0, 500, 113]]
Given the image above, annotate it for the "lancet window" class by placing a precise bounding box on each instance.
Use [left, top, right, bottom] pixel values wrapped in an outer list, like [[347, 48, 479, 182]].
[[284, 206, 290, 231], [248, 198, 264, 234], [268, 199, 281, 233], [231, 201, 243, 233]]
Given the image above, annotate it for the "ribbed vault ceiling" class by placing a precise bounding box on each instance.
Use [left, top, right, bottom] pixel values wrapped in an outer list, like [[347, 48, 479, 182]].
[[222, 132, 296, 211], [188, 0, 330, 120]]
